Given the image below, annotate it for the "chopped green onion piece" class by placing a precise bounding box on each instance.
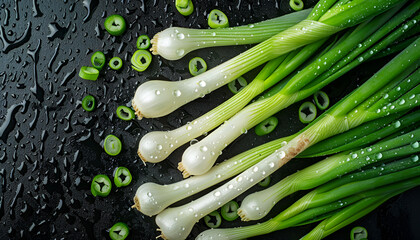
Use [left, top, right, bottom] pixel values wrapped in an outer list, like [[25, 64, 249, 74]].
[[82, 95, 96, 112], [137, 35, 151, 50], [176, 0, 189, 8], [79, 66, 99, 81], [351, 226, 368, 240], [109, 57, 123, 70], [255, 116, 278, 136], [227, 76, 247, 94], [104, 15, 126, 36], [104, 134, 122, 156], [91, 51, 106, 70], [258, 175, 271, 187], [114, 167, 132, 187], [204, 211, 222, 228], [175, 0, 194, 16], [220, 201, 239, 221], [289, 0, 304, 11], [189, 57, 207, 76], [116, 106, 135, 121], [208, 9, 229, 29], [299, 102, 317, 124], [91, 174, 112, 197], [109, 222, 129, 240], [314, 91, 330, 110], [131, 50, 152, 72]]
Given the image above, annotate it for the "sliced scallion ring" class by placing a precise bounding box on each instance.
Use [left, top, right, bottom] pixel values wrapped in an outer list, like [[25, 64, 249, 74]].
[[208, 9, 229, 29], [82, 95, 96, 112], [91, 174, 112, 197], [109, 57, 123, 70], [91, 51, 106, 70], [350, 226, 368, 240], [116, 106, 135, 121], [314, 91, 330, 110], [289, 0, 304, 11], [104, 15, 126, 36], [131, 50, 152, 72], [109, 222, 129, 240], [204, 211, 222, 228], [104, 134, 122, 156], [258, 175, 271, 187], [175, 0, 194, 16], [220, 201, 239, 221], [189, 57, 207, 76], [79, 66, 99, 81], [137, 35, 151, 50], [228, 76, 247, 94], [255, 116, 278, 136], [299, 102, 317, 124], [114, 167, 132, 187]]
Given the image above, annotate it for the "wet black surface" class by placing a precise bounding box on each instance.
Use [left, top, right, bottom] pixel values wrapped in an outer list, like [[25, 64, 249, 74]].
[[0, 0, 419, 240]]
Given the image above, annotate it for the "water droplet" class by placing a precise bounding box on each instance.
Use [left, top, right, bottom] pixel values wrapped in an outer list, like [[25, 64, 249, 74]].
[[376, 153, 383, 159], [177, 33, 185, 39], [173, 89, 181, 97], [412, 142, 419, 149], [155, 90, 161, 95], [253, 166, 258, 172], [412, 155, 419, 162], [156, 144, 162, 150], [269, 162, 275, 168], [213, 191, 221, 197], [393, 121, 401, 128], [198, 80, 206, 87], [399, 99, 405, 105], [200, 145, 208, 152], [176, 49, 185, 56]]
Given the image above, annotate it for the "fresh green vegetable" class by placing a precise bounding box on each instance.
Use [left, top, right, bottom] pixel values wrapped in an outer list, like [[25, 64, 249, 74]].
[[109, 57, 123, 70], [299, 102, 317, 124], [204, 211, 221, 228], [82, 95, 96, 112], [227, 76, 247, 94], [175, 0, 194, 16], [314, 91, 329, 110], [79, 66, 99, 81], [91, 174, 112, 197], [104, 15, 126, 36], [189, 57, 207, 76], [91, 51, 106, 70], [351, 226, 368, 240], [255, 116, 278, 136], [290, 0, 304, 11], [114, 167, 132, 187], [109, 222, 129, 240], [104, 134, 122, 156], [258, 176, 271, 187], [208, 9, 229, 29], [220, 201, 239, 221], [137, 35, 151, 50], [131, 50, 152, 72], [116, 106, 135, 121]]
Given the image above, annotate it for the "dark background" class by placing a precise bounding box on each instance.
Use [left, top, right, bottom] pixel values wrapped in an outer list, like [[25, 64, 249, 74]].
[[0, 0, 419, 239]]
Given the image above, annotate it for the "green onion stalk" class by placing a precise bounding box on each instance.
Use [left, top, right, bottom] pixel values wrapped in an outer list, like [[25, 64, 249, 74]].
[[151, 9, 312, 60], [132, 0, 403, 119], [238, 126, 420, 221], [152, 38, 420, 240], [179, 4, 419, 177], [137, 3, 419, 164]]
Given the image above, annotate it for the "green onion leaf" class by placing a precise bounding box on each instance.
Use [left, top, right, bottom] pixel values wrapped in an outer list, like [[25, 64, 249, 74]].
[[79, 66, 99, 81]]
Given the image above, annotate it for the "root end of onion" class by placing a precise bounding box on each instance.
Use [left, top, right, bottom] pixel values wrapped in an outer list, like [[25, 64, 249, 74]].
[[132, 99, 144, 120], [237, 209, 250, 221], [150, 34, 159, 55], [178, 162, 191, 178], [133, 196, 141, 211]]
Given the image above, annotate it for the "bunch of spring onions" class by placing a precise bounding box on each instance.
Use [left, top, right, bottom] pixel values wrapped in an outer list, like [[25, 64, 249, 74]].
[[134, 36, 420, 239], [132, 0, 404, 119]]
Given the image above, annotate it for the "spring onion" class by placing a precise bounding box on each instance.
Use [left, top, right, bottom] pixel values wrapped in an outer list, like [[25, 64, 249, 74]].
[[109, 222, 129, 240], [82, 95, 96, 112], [314, 91, 330, 110], [131, 50, 152, 72], [203, 211, 221, 228], [91, 174, 112, 197], [104, 15, 126, 36], [175, 0, 194, 16], [220, 201, 239, 221], [79, 66, 99, 81], [258, 176, 271, 187], [208, 9, 229, 29], [114, 167, 132, 187], [255, 116, 278, 136], [227, 76, 247, 94], [150, 9, 311, 60], [189, 57, 207, 76], [299, 102, 317, 124], [104, 134, 122, 156], [137, 35, 151, 50], [116, 106, 135, 121], [109, 57, 123, 70], [351, 226, 368, 240], [91, 51, 106, 70], [290, 0, 304, 11], [134, 0, 398, 119]]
